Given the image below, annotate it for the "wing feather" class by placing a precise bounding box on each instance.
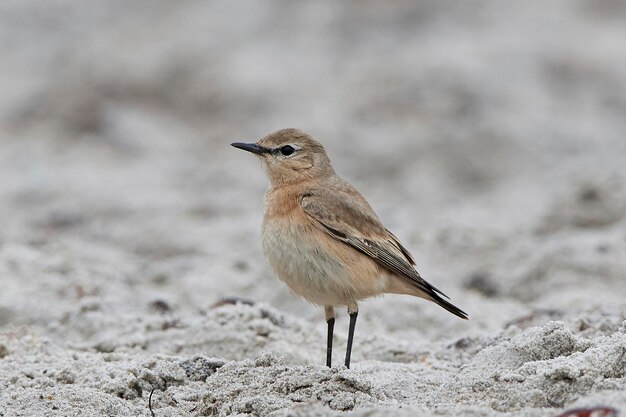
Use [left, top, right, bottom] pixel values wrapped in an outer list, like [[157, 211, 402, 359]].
[[299, 188, 460, 308]]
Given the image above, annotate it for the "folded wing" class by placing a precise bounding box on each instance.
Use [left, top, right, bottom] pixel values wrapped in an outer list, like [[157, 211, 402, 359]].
[[300, 187, 468, 320]]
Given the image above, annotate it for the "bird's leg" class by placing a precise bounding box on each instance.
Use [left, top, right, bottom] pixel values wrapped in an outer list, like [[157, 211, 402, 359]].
[[325, 306, 335, 368], [344, 302, 359, 369]]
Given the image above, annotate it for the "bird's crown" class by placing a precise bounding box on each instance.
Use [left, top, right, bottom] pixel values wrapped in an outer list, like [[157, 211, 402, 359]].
[[257, 128, 326, 156]]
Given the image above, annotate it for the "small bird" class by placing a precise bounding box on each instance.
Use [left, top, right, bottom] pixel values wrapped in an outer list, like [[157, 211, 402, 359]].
[[232, 128, 468, 369]]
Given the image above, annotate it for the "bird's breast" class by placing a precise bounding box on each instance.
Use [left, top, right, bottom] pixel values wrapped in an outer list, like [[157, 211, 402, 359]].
[[262, 217, 345, 289], [262, 214, 386, 306]]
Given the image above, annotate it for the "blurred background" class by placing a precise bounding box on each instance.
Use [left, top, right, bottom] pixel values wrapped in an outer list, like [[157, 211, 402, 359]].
[[1, 0, 625, 352]]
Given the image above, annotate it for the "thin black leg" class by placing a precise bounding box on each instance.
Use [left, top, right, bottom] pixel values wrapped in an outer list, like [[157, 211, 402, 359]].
[[326, 317, 335, 368], [344, 312, 358, 369]]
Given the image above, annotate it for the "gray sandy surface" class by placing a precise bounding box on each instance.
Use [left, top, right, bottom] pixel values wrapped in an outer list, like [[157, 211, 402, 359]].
[[1, 1, 626, 416]]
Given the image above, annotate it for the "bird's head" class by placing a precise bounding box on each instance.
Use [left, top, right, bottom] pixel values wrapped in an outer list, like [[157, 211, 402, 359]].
[[232, 128, 335, 186]]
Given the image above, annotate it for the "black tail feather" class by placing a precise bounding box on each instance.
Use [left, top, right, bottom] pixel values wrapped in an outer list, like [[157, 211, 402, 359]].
[[430, 292, 469, 320]]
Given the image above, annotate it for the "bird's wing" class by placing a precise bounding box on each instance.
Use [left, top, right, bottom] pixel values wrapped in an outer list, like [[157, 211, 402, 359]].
[[300, 187, 449, 299], [385, 228, 417, 265], [299, 184, 468, 320]]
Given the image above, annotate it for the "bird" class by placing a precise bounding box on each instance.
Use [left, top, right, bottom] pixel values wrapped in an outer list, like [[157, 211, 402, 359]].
[[231, 128, 468, 369]]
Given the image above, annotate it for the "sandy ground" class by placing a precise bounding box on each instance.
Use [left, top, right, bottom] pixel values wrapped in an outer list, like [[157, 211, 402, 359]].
[[1, 1, 626, 416]]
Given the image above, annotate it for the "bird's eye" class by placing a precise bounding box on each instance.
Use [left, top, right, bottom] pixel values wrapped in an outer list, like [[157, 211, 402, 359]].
[[279, 145, 295, 156]]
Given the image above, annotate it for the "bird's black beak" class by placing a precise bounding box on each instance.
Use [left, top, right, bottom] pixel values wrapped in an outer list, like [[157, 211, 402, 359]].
[[231, 142, 270, 155]]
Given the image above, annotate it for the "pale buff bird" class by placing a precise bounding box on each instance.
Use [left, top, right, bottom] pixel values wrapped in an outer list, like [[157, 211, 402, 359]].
[[232, 128, 468, 368]]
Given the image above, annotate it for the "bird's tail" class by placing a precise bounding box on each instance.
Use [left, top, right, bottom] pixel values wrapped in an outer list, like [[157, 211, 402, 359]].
[[386, 275, 469, 320], [429, 292, 469, 320]]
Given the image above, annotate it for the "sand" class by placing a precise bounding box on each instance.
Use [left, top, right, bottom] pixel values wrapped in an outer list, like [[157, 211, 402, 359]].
[[1, 1, 626, 416]]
